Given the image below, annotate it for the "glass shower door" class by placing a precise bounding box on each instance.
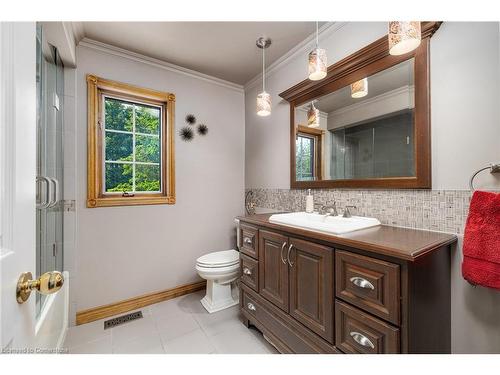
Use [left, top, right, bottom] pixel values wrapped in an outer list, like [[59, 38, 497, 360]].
[[36, 24, 64, 316]]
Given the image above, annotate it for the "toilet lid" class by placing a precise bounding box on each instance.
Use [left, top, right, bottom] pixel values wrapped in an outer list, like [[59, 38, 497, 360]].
[[196, 249, 239, 268]]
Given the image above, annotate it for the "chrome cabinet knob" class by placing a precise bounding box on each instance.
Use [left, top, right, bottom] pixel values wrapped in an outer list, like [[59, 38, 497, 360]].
[[243, 267, 252, 275], [247, 302, 256, 311], [243, 237, 252, 246], [349, 276, 375, 290], [350, 331, 375, 349]]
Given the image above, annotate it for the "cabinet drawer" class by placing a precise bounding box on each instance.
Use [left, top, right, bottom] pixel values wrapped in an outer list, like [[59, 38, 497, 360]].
[[240, 254, 258, 291], [241, 284, 339, 354], [335, 250, 400, 325], [240, 224, 258, 259], [335, 300, 400, 354]]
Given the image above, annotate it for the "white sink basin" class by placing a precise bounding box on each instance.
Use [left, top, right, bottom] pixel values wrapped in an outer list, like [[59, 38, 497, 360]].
[[269, 212, 381, 235]]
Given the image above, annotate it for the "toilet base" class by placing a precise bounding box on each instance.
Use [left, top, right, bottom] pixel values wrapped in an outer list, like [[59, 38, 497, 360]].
[[200, 280, 239, 313]]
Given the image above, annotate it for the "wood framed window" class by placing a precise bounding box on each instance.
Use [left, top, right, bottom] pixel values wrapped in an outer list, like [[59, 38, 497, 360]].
[[296, 125, 323, 181], [87, 75, 175, 208]]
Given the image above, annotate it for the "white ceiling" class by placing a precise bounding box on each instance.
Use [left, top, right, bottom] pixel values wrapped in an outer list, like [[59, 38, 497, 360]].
[[78, 22, 323, 85]]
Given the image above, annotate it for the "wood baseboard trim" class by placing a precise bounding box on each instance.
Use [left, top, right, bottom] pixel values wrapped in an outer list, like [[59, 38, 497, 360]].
[[76, 280, 206, 325]]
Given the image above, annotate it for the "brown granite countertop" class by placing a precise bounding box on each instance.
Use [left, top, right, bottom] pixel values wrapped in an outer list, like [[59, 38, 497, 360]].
[[237, 213, 457, 262]]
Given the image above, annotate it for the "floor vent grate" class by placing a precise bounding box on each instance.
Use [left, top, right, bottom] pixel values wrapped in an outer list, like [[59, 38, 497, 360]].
[[104, 311, 143, 330]]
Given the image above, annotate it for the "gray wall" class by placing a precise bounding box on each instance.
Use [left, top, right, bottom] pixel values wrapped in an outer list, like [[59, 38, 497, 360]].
[[245, 22, 500, 353], [74, 44, 245, 311]]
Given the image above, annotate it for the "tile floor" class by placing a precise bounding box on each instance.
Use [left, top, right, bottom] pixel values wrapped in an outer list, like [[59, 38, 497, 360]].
[[64, 290, 278, 354]]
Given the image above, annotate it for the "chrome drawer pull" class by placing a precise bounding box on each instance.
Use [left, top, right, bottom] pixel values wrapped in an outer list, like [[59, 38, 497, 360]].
[[287, 244, 294, 267], [243, 267, 252, 275], [350, 331, 375, 349], [280, 242, 287, 264], [247, 302, 256, 311], [243, 237, 253, 246], [350, 276, 375, 290]]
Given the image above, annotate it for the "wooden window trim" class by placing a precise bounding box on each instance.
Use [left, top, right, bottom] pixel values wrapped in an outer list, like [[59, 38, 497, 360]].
[[297, 125, 324, 180], [87, 75, 175, 208]]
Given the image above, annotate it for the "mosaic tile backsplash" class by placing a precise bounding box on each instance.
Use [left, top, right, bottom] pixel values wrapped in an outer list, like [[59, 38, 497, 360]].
[[247, 188, 473, 234]]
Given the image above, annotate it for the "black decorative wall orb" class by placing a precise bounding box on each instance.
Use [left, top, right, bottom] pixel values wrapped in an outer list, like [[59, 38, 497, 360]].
[[185, 114, 196, 126], [197, 124, 208, 136], [179, 126, 194, 142]]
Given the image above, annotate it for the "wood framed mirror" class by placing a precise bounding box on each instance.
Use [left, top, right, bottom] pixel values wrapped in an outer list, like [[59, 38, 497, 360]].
[[280, 22, 441, 189]]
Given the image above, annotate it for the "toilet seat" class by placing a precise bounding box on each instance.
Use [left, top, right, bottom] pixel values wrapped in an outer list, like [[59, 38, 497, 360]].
[[196, 249, 239, 268], [195, 262, 240, 276]]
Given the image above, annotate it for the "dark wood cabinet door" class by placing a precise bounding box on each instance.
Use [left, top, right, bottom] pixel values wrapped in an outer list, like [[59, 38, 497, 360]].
[[259, 230, 289, 312], [288, 237, 334, 343]]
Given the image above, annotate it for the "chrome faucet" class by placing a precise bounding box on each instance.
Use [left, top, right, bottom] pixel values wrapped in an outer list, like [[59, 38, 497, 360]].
[[342, 205, 357, 218], [316, 202, 339, 217]]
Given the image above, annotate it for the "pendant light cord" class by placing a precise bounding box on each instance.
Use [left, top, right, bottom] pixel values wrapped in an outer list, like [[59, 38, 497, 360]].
[[316, 21, 319, 48], [262, 45, 266, 92]]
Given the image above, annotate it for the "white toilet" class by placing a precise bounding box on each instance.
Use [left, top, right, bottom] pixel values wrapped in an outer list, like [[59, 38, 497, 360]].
[[195, 249, 240, 313]]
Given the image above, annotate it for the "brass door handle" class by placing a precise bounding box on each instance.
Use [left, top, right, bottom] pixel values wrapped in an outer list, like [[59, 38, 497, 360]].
[[16, 271, 64, 304]]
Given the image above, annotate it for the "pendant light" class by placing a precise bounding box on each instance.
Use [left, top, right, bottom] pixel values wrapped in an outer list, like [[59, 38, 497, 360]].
[[256, 37, 272, 117], [307, 101, 320, 128], [308, 22, 327, 81], [388, 21, 421, 56], [351, 78, 368, 98]]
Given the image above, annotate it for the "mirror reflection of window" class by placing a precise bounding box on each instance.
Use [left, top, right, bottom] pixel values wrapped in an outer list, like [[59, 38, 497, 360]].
[[296, 134, 315, 181], [295, 125, 324, 182], [295, 58, 415, 181]]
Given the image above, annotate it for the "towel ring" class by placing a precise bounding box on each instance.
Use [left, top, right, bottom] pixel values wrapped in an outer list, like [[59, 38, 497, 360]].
[[469, 163, 500, 191]]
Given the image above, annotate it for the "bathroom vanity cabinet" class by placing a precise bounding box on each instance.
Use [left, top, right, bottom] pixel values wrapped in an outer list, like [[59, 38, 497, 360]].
[[237, 214, 457, 354]]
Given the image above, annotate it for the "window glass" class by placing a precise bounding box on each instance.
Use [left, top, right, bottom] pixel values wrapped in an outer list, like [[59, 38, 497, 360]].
[[103, 97, 162, 193], [105, 163, 133, 192], [136, 105, 160, 135], [296, 135, 315, 181], [104, 98, 133, 132]]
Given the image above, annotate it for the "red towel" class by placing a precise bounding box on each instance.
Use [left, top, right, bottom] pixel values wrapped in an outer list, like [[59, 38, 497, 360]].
[[462, 190, 500, 290]]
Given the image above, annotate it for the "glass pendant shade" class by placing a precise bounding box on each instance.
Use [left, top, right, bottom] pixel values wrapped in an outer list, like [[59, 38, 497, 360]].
[[388, 21, 421, 56], [256, 37, 272, 117], [256, 91, 271, 117], [308, 48, 327, 81], [307, 103, 320, 128], [351, 78, 368, 98]]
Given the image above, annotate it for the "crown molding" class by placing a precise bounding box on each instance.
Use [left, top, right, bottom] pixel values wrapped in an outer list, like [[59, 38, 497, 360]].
[[78, 38, 244, 93], [280, 21, 442, 103], [69, 22, 85, 45], [243, 22, 348, 91]]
